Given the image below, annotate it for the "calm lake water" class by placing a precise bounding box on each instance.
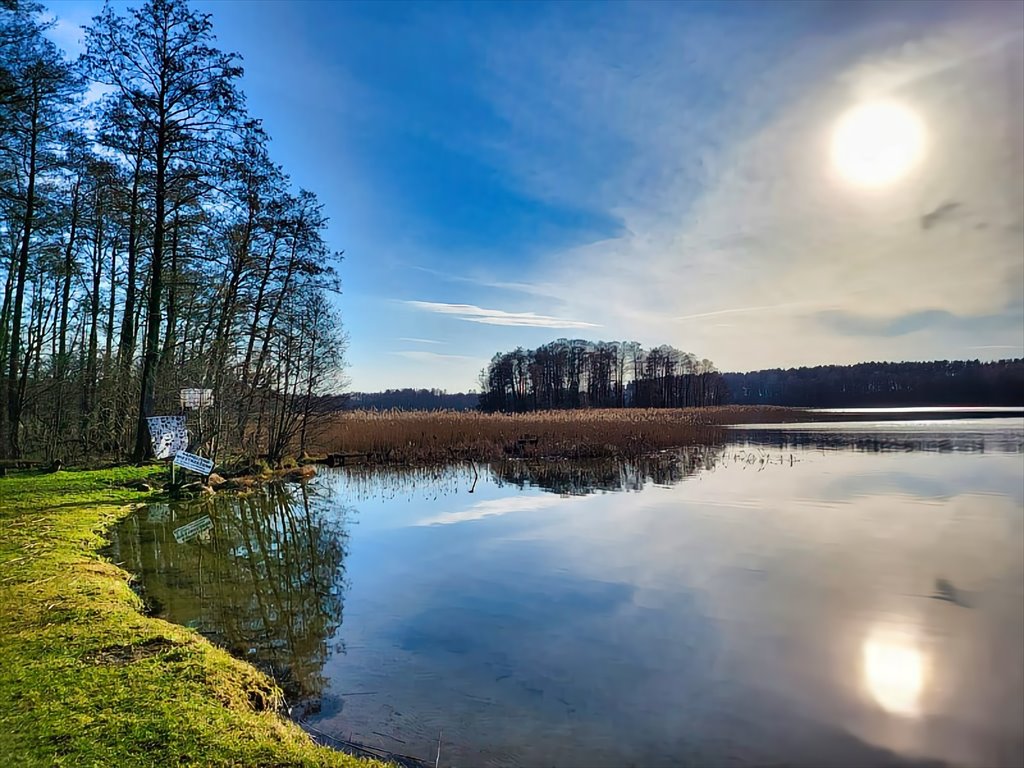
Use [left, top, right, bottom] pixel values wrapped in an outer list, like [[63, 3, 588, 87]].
[[107, 416, 1024, 768]]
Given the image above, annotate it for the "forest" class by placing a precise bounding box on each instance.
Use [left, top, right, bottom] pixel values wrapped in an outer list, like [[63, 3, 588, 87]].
[[723, 359, 1024, 407], [479, 341, 1023, 412], [478, 339, 727, 412], [346, 388, 478, 411], [0, 0, 345, 463]]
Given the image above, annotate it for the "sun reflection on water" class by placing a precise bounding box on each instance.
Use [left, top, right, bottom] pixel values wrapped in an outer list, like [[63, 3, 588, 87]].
[[862, 626, 929, 717]]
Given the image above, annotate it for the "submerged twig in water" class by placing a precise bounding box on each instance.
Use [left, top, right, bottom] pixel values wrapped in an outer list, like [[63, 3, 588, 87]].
[[297, 717, 429, 768]]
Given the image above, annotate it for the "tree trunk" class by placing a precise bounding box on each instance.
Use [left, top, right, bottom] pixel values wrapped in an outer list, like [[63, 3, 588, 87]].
[[85, 192, 103, 418], [117, 146, 143, 370], [5, 97, 39, 457], [160, 211, 179, 370], [132, 130, 166, 462], [105, 239, 117, 365], [56, 177, 81, 378]]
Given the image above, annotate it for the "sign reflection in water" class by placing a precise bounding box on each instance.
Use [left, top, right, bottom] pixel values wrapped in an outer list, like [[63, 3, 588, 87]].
[[107, 419, 1024, 768]]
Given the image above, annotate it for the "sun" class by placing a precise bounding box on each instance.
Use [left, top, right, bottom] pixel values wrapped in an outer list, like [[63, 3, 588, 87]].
[[831, 101, 926, 187]]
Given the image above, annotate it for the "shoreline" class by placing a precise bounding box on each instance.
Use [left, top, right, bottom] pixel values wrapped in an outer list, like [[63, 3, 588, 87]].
[[0, 466, 384, 767]]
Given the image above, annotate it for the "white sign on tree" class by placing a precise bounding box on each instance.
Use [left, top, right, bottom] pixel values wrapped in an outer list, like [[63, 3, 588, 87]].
[[146, 416, 188, 459], [180, 388, 214, 409]]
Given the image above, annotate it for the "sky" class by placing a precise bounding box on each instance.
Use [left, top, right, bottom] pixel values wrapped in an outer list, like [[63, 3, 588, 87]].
[[48, 0, 1024, 392]]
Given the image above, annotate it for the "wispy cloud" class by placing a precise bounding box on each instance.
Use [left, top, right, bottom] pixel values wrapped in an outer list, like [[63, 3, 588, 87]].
[[408, 265, 562, 299], [390, 350, 479, 362], [405, 300, 600, 329], [817, 308, 1021, 338], [674, 303, 808, 322], [398, 337, 444, 345]]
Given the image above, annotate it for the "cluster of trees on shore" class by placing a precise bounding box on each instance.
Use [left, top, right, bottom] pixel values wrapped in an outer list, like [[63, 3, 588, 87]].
[[723, 359, 1024, 407], [478, 339, 726, 412], [0, 0, 345, 462]]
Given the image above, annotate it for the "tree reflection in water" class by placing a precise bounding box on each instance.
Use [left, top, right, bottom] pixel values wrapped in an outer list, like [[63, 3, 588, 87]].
[[730, 425, 1024, 454], [330, 425, 1020, 504], [492, 444, 727, 496], [106, 483, 348, 716]]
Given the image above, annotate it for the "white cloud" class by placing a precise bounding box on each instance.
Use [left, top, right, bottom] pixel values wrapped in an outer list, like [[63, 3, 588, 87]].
[[405, 300, 601, 329], [416, 493, 584, 526], [44, 15, 87, 57], [83, 81, 115, 106], [398, 337, 445, 345], [467, 5, 1024, 368]]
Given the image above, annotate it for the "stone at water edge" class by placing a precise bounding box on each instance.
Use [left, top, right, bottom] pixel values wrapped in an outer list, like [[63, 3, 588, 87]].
[[282, 465, 316, 482], [178, 481, 214, 496], [220, 476, 258, 491]]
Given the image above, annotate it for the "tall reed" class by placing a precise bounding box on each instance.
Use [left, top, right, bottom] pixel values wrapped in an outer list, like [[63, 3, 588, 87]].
[[309, 406, 802, 463]]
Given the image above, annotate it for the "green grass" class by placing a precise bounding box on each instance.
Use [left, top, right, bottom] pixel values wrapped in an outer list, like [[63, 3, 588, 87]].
[[0, 466, 384, 767]]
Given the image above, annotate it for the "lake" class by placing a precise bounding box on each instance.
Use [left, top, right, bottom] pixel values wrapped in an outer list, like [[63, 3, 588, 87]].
[[107, 416, 1024, 767]]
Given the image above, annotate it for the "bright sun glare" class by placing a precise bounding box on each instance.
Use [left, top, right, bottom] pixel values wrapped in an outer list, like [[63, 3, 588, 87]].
[[831, 101, 926, 187], [862, 628, 928, 717]]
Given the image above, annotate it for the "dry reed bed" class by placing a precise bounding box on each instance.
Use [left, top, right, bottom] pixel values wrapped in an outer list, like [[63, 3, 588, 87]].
[[312, 405, 805, 463]]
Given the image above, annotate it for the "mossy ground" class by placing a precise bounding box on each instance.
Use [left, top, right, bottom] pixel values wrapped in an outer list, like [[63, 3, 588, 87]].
[[0, 466, 384, 767]]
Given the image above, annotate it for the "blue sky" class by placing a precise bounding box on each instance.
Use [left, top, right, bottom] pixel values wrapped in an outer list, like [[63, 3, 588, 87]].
[[49, 0, 1024, 392]]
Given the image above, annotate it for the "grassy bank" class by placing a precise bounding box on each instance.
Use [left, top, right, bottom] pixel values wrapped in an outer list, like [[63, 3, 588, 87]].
[[313, 405, 805, 463], [0, 467, 383, 768]]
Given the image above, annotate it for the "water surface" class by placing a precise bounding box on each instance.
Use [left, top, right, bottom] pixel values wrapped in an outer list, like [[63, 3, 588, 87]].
[[108, 418, 1024, 767]]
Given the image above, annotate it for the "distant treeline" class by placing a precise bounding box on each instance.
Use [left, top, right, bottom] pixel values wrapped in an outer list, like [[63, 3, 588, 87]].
[[346, 389, 478, 411], [477, 341, 1024, 412], [722, 359, 1024, 407], [479, 340, 726, 412]]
